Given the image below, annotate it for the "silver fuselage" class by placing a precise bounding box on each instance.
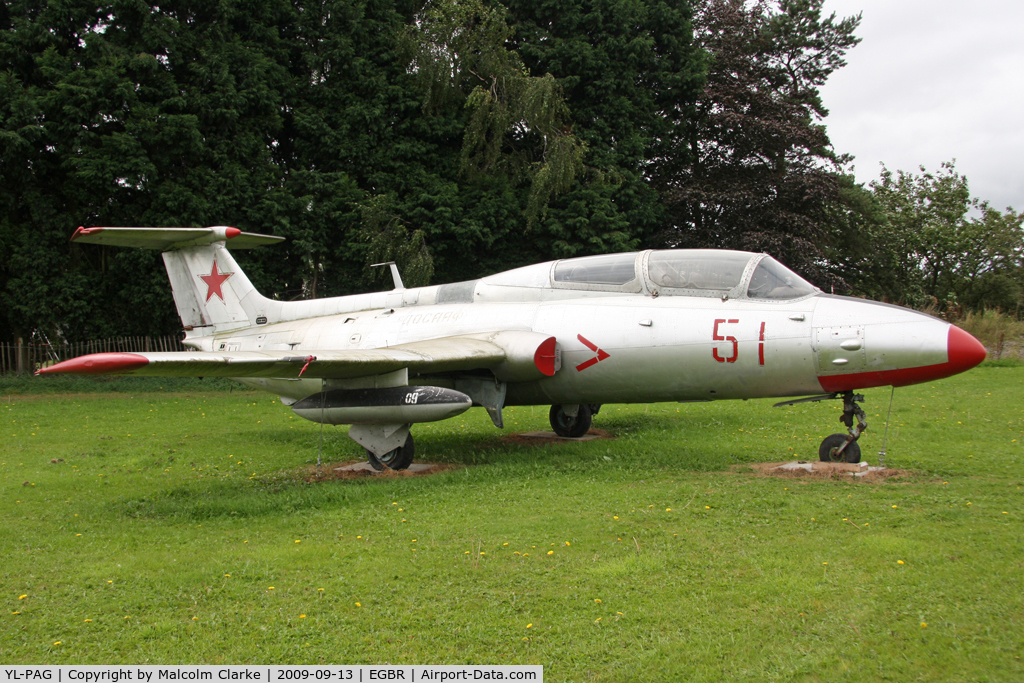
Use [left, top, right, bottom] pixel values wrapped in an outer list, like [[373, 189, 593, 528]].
[[196, 251, 962, 406]]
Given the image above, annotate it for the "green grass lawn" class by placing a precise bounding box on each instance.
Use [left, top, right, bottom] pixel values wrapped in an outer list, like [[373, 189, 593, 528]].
[[2, 366, 1022, 681]]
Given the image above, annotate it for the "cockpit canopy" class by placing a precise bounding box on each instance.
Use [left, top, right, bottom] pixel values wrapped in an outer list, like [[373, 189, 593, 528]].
[[550, 250, 817, 300]]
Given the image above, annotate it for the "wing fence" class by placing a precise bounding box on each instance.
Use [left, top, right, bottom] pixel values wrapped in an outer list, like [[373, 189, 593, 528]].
[[0, 335, 188, 375]]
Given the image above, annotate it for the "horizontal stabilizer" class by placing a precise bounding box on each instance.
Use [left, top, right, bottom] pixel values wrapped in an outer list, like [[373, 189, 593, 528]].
[[71, 226, 284, 250]]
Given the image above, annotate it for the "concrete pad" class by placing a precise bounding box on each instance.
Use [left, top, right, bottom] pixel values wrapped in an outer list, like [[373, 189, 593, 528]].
[[516, 431, 605, 442], [334, 462, 438, 473], [771, 460, 887, 476]]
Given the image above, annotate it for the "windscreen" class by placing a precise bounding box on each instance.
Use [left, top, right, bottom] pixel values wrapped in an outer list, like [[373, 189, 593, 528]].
[[553, 253, 638, 285], [746, 257, 817, 299], [647, 251, 751, 291]]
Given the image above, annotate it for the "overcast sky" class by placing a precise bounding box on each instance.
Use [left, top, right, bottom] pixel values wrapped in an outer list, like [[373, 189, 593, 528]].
[[819, 0, 1024, 212]]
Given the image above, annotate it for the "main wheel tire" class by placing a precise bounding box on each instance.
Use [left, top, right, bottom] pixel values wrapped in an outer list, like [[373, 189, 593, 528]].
[[549, 404, 593, 438], [818, 433, 861, 463], [366, 433, 415, 471]]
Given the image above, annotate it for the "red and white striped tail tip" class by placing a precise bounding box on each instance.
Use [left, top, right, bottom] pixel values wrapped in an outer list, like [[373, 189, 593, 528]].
[[36, 353, 150, 376]]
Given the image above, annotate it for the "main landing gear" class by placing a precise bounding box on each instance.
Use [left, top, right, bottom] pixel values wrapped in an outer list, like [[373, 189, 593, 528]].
[[549, 404, 601, 438], [776, 390, 868, 464], [366, 433, 415, 472]]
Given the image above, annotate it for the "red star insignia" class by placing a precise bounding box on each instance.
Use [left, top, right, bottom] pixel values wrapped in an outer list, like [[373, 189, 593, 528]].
[[199, 260, 233, 302]]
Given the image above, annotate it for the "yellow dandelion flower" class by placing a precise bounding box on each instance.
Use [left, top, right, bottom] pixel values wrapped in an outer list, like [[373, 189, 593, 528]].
[[822, 562, 828, 566], [18, 595, 26, 600], [613, 516, 619, 520], [465, 551, 470, 554], [295, 540, 301, 544], [192, 617, 198, 621], [594, 599, 602, 603], [503, 542, 509, 546], [526, 624, 532, 628], [480, 552, 485, 556], [299, 615, 306, 619], [920, 622, 927, 628], [595, 617, 602, 622], [355, 602, 361, 607], [705, 506, 710, 510], [318, 588, 324, 592], [84, 619, 92, 622], [898, 560, 904, 565], [53, 642, 61, 646], [268, 586, 275, 590], [224, 574, 231, 578], [616, 612, 623, 615], [892, 505, 898, 509], [547, 550, 554, 555], [666, 508, 671, 512], [565, 541, 571, 546], [514, 551, 520, 556]]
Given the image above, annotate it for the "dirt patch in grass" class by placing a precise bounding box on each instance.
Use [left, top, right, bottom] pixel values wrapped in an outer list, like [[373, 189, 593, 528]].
[[299, 461, 461, 482], [499, 428, 616, 447], [738, 461, 913, 482]]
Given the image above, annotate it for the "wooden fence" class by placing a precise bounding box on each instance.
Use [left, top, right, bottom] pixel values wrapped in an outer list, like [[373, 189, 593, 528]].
[[0, 335, 187, 375]]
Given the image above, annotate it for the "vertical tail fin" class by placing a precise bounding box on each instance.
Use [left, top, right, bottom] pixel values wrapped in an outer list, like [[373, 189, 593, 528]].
[[71, 226, 284, 332]]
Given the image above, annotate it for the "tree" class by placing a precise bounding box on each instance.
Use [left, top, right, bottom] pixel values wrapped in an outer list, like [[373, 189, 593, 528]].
[[656, 0, 861, 287], [861, 161, 1024, 312], [507, 0, 705, 257], [0, 0, 708, 342]]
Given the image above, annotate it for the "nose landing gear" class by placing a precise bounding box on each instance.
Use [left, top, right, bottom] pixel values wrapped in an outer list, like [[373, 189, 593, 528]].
[[775, 390, 868, 464], [820, 391, 868, 463]]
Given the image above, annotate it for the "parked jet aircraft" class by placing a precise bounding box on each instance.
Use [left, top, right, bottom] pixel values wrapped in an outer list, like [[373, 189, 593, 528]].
[[39, 226, 987, 469]]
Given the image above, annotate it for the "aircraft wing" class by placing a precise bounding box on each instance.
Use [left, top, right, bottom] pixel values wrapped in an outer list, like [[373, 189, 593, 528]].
[[36, 332, 558, 381]]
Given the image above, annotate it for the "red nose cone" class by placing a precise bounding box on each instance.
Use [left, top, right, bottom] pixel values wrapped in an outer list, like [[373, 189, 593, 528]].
[[225, 227, 242, 239], [947, 325, 986, 373]]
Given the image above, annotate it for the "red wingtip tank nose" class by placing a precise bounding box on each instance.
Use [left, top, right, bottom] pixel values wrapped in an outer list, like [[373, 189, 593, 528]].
[[947, 325, 987, 374], [35, 353, 150, 376]]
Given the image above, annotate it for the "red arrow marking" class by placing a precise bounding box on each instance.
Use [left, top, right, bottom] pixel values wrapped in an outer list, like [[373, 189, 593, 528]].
[[576, 334, 610, 372], [199, 260, 233, 302]]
